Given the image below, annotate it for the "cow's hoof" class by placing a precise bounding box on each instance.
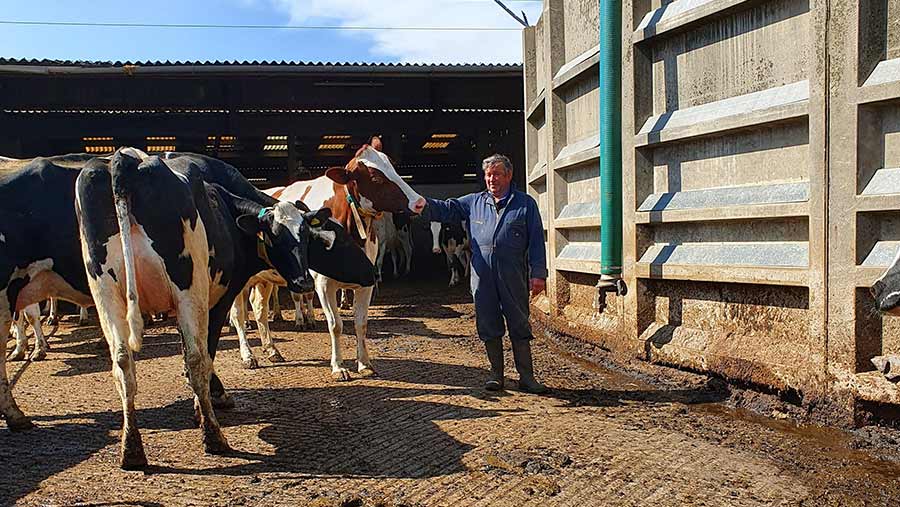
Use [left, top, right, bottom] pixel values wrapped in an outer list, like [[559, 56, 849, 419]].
[[242, 357, 259, 370], [332, 369, 352, 382], [204, 431, 232, 455], [358, 367, 377, 378], [8, 349, 26, 362], [6, 414, 35, 432], [29, 349, 47, 362], [211, 392, 236, 410], [120, 433, 147, 470], [272, 314, 284, 323], [266, 350, 286, 363], [120, 452, 148, 470]]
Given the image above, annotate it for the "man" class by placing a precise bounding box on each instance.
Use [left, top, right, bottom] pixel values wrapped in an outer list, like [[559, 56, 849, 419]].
[[425, 154, 548, 393]]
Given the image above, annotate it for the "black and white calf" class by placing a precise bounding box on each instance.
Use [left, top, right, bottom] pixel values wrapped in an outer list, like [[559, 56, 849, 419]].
[[75, 149, 327, 468], [430, 221, 471, 287]]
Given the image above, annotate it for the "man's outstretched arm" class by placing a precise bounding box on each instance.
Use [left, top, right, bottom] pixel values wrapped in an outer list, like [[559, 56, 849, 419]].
[[425, 194, 474, 224]]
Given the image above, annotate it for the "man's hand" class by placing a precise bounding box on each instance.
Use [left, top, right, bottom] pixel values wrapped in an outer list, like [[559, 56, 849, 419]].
[[529, 278, 546, 297]]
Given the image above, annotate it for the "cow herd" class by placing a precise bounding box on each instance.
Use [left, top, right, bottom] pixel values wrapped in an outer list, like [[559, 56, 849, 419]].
[[0, 144, 483, 470]]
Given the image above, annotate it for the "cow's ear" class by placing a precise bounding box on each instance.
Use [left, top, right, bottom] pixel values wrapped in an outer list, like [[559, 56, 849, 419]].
[[294, 200, 311, 212], [325, 167, 353, 185], [235, 214, 262, 236], [303, 207, 332, 227]]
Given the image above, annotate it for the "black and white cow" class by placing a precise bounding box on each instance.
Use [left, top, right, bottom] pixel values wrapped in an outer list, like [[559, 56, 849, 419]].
[[233, 214, 377, 368], [429, 220, 471, 287], [74, 149, 334, 468], [375, 212, 413, 281], [1, 153, 103, 433]]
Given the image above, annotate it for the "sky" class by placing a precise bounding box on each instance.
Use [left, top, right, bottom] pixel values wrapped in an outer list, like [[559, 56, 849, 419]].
[[0, 0, 543, 64]]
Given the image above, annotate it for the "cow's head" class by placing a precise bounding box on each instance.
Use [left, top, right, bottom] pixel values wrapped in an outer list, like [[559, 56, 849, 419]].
[[325, 145, 426, 215], [237, 203, 332, 293], [873, 248, 900, 316]]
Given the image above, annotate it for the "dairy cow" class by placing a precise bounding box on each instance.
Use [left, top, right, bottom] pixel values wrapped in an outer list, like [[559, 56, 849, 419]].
[[0, 152, 109, 433], [245, 145, 424, 380], [374, 212, 413, 281], [74, 149, 342, 468], [430, 220, 471, 287]]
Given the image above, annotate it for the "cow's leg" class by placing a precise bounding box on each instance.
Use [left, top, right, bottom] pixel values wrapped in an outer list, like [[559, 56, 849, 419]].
[[8, 311, 28, 362], [207, 297, 237, 409], [403, 238, 413, 275], [304, 293, 316, 330], [391, 247, 401, 278], [316, 278, 349, 381], [339, 289, 353, 310], [250, 283, 284, 363], [375, 243, 386, 283], [444, 248, 458, 287], [46, 297, 59, 326], [90, 281, 146, 469], [270, 286, 284, 322], [291, 291, 304, 329], [174, 291, 230, 456], [78, 306, 90, 326], [352, 286, 376, 376], [292, 291, 314, 330], [23, 304, 48, 361], [229, 290, 258, 369], [0, 303, 33, 430]]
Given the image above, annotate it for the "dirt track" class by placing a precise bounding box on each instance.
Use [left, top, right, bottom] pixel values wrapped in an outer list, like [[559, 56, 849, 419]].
[[3, 279, 900, 506]]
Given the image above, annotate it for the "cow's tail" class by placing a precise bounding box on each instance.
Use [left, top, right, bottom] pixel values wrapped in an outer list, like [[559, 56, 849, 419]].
[[110, 150, 145, 353]]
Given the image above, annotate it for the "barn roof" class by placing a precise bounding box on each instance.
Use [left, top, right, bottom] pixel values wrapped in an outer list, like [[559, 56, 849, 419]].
[[0, 58, 522, 76]]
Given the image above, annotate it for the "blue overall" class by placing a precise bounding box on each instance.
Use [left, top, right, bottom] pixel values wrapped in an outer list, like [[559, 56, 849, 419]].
[[426, 189, 547, 342]]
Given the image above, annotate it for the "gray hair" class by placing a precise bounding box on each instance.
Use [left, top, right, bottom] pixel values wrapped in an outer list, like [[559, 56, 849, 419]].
[[482, 154, 513, 173]]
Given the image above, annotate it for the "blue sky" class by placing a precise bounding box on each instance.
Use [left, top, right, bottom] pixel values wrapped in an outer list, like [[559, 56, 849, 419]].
[[0, 0, 543, 63]]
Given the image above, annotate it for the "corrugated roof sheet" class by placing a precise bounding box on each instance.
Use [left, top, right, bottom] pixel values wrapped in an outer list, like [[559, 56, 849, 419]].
[[0, 57, 521, 69]]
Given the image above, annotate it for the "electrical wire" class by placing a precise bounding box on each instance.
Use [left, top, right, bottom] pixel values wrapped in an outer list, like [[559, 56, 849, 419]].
[[0, 20, 525, 31]]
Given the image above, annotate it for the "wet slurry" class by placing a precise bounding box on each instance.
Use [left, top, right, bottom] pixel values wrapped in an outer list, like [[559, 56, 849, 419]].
[[2, 279, 900, 506]]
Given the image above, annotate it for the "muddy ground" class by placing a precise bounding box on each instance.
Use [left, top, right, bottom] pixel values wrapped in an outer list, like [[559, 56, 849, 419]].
[[3, 278, 900, 506]]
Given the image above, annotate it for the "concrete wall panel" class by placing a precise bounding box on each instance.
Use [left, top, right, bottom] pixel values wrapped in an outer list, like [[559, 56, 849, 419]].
[[648, 122, 810, 195], [649, 0, 810, 113], [563, 0, 600, 62]]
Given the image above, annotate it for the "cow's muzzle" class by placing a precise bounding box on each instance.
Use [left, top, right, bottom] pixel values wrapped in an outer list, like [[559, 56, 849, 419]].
[[289, 275, 314, 294]]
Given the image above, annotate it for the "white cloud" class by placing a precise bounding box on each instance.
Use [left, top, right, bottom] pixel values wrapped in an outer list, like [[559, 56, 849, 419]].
[[268, 0, 542, 63]]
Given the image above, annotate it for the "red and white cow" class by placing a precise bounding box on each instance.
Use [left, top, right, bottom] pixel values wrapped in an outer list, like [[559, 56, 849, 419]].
[[242, 145, 424, 380]]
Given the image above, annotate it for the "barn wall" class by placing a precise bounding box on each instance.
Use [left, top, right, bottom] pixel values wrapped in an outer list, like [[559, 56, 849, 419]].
[[525, 0, 900, 419]]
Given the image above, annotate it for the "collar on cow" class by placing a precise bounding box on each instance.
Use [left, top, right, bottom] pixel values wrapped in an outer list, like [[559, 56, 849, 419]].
[[255, 208, 275, 268]]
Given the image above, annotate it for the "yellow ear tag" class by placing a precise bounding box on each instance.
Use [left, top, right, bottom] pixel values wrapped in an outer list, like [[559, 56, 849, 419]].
[[310, 218, 321, 226]]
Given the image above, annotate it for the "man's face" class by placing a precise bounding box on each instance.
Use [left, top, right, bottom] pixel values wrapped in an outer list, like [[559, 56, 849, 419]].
[[484, 163, 513, 198]]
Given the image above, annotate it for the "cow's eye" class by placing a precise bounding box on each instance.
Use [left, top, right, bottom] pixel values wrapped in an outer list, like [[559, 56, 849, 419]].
[[371, 176, 385, 184]]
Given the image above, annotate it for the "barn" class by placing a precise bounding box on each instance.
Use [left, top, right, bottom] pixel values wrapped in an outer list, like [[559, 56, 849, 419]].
[[0, 58, 524, 192]]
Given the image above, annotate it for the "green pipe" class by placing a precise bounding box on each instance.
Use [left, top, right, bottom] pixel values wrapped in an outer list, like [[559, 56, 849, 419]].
[[599, 0, 623, 276]]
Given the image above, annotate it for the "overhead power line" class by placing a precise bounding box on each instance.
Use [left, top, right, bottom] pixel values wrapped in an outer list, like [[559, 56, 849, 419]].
[[0, 20, 525, 31]]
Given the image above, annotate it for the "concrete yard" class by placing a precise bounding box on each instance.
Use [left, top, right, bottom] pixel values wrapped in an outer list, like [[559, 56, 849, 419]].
[[3, 279, 900, 507]]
